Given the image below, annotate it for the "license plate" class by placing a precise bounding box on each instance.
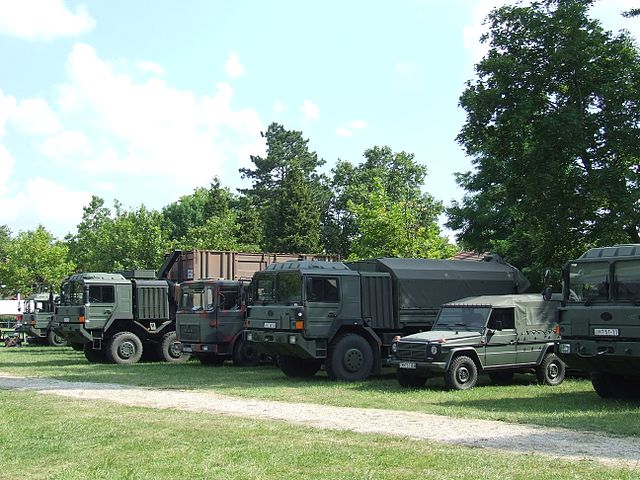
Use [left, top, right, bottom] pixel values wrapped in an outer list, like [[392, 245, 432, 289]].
[[594, 328, 619, 336], [181, 346, 193, 353], [263, 322, 276, 329], [399, 361, 417, 369], [63, 317, 69, 323]]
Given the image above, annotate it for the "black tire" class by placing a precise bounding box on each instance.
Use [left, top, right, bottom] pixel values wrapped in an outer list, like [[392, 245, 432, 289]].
[[106, 331, 143, 365], [396, 369, 427, 388], [536, 353, 566, 386], [279, 355, 322, 378], [591, 372, 631, 399], [445, 355, 478, 390], [326, 333, 374, 381], [198, 355, 225, 366], [47, 330, 68, 347], [489, 371, 514, 385], [70, 343, 84, 352], [83, 344, 107, 363], [232, 337, 260, 366], [158, 331, 190, 363]]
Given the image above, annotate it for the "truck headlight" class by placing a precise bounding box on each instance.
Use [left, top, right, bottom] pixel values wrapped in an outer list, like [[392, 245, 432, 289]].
[[246, 332, 253, 341], [558, 343, 570, 354], [391, 342, 398, 354]]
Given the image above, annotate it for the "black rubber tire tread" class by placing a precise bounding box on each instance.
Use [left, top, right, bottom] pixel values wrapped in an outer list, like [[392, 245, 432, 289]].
[[198, 355, 225, 366], [70, 343, 84, 351], [396, 369, 427, 388], [47, 329, 68, 347], [232, 337, 260, 366], [445, 355, 478, 390], [106, 331, 143, 365], [536, 353, 566, 386], [279, 355, 321, 378], [158, 331, 190, 363], [326, 333, 374, 382], [591, 372, 635, 399], [83, 344, 107, 363], [488, 371, 514, 385]]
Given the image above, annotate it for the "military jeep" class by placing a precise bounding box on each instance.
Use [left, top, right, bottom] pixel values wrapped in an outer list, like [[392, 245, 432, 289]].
[[390, 294, 565, 390]]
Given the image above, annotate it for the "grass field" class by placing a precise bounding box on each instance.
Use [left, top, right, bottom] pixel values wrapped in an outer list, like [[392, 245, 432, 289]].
[[0, 388, 637, 480], [1, 346, 639, 437]]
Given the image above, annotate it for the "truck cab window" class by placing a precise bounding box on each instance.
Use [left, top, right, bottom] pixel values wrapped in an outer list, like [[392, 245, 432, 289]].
[[306, 277, 340, 303], [88, 285, 115, 303], [219, 288, 240, 310], [614, 260, 640, 301]]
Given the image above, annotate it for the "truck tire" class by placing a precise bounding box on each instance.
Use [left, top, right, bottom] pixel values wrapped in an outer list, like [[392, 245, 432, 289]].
[[232, 337, 259, 366], [536, 353, 565, 386], [445, 355, 478, 390], [83, 344, 107, 363], [591, 372, 629, 398], [396, 369, 427, 388], [106, 331, 143, 365], [47, 330, 68, 347], [326, 333, 374, 381], [279, 355, 321, 378], [70, 343, 84, 351], [158, 331, 190, 363], [199, 355, 225, 366]]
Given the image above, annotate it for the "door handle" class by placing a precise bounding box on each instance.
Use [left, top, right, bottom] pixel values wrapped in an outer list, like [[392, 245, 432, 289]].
[[104, 309, 112, 314], [509, 340, 517, 345], [327, 312, 337, 317]]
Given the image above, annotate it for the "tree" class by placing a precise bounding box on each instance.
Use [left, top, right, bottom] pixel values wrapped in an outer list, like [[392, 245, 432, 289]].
[[240, 123, 325, 253], [448, 0, 640, 281], [66, 195, 111, 271]]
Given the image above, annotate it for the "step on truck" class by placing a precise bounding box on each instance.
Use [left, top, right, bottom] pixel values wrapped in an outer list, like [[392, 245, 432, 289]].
[[245, 256, 530, 381], [555, 244, 640, 399], [16, 292, 67, 346]]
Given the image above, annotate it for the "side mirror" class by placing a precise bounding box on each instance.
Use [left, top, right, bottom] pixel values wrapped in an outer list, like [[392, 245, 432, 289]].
[[542, 285, 553, 301]]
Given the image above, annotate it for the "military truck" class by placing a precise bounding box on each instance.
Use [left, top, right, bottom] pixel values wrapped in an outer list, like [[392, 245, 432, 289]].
[[555, 244, 640, 399], [390, 294, 565, 390], [245, 256, 530, 381], [16, 292, 66, 346], [177, 278, 258, 366]]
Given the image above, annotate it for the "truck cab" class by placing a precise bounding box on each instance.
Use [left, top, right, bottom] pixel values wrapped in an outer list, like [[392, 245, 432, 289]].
[[17, 292, 65, 346]]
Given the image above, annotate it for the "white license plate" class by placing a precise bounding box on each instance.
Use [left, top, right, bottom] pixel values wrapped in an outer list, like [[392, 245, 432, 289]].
[[399, 361, 417, 369], [63, 317, 69, 323], [594, 328, 619, 336], [181, 346, 193, 353], [263, 322, 276, 329]]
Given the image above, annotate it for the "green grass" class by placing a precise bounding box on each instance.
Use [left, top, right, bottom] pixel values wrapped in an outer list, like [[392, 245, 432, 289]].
[[0, 389, 636, 480], [1, 346, 640, 437]]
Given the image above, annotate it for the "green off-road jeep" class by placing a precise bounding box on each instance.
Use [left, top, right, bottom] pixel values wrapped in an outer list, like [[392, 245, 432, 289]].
[[390, 294, 565, 390]]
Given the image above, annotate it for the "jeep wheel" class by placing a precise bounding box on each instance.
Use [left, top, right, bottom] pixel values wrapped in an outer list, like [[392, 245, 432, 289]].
[[158, 331, 190, 363], [279, 355, 321, 378], [489, 371, 514, 385], [536, 353, 565, 386], [106, 331, 143, 365], [199, 355, 225, 366], [232, 337, 260, 366], [326, 333, 374, 381], [445, 355, 478, 390], [83, 344, 107, 363], [47, 330, 68, 347], [396, 369, 427, 388]]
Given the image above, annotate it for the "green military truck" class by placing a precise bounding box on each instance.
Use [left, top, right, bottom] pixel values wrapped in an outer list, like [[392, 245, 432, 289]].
[[55, 270, 184, 364], [177, 279, 259, 366], [245, 257, 530, 381], [555, 245, 640, 399], [390, 294, 565, 390], [16, 292, 66, 346]]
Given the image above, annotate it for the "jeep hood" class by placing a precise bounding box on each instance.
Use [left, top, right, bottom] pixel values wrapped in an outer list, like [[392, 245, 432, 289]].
[[401, 329, 481, 345]]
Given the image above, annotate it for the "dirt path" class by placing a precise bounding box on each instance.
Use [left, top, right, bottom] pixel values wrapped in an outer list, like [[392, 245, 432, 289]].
[[1, 372, 639, 469]]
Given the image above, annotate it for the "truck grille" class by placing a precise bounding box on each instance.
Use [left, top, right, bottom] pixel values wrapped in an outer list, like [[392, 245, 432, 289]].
[[179, 324, 200, 342], [397, 342, 428, 362]]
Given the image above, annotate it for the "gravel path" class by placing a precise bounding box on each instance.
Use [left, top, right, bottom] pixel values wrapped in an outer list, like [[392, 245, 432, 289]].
[[1, 372, 639, 469]]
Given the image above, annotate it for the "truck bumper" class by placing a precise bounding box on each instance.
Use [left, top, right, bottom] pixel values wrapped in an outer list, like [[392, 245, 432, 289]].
[[57, 323, 93, 344], [245, 330, 320, 359], [24, 326, 46, 338], [556, 339, 640, 375], [180, 343, 232, 356]]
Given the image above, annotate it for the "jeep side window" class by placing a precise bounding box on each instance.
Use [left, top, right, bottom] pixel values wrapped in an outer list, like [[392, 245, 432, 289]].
[[306, 277, 340, 303], [488, 308, 515, 330]]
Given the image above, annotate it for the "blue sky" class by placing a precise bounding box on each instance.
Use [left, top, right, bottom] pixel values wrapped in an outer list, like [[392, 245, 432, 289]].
[[0, 0, 638, 240]]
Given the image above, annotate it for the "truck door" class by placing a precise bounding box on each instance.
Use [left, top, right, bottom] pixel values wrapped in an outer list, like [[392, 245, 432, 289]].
[[304, 275, 341, 337], [85, 284, 116, 330], [484, 308, 517, 367], [216, 285, 243, 344]]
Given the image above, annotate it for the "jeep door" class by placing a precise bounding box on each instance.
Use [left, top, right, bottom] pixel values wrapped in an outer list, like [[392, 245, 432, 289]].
[[483, 308, 517, 367]]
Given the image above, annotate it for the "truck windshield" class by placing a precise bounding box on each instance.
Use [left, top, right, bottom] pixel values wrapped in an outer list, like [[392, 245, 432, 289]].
[[254, 273, 276, 303], [180, 285, 215, 311], [254, 272, 301, 305], [434, 307, 491, 330], [277, 272, 301, 304], [614, 260, 640, 302], [60, 281, 83, 306], [568, 262, 609, 303]]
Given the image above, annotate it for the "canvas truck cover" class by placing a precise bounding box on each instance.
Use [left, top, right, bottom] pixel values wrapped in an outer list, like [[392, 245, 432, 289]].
[[345, 257, 530, 316]]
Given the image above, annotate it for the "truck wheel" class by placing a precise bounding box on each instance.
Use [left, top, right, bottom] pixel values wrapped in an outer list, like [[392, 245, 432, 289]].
[[279, 355, 321, 378], [591, 372, 628, 398], [445, 355, 478, 390], [536, 353, 565, 386], [199, 355, 225, 366], [83, 344, 107, 363], [47, 330, 68, 347], [158, 331, 190, 363], [106, 332, 143, 365], [326, 333, 374, 381], [396, 369, 427, 388], [232, 338, 259, 366], [70, 343, 84, 352], [489, 371, 514, 385]]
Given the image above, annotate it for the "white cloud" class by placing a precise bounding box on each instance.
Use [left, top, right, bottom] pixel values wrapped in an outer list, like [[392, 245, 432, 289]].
[[336, 120, 367, 137], [395, 61, 415, 76], [40, 130, 94, 161], [300, 100, 320, 121], [0, 0, 95, 41], [10, 98, 62, 135], [0, 90, 17, 136], [224, 51, 246, 78], [0, 144, 15, 197], [273, 99, 287, 113], [136, 61, 166, 76]]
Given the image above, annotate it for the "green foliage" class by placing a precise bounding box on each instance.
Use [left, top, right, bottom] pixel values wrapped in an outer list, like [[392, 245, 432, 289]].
[[0, 226, 75, 296], [448, 0, 640, 281], [170, 211, 242, 251]]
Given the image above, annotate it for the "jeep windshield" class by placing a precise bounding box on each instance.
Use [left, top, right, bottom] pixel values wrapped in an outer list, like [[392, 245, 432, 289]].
[[254, 271, 301, 305], [180, 284, 215, 311], [433, 306, 490, 330], [60, 281, 83, 306], [567, 262, 609, 303]]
